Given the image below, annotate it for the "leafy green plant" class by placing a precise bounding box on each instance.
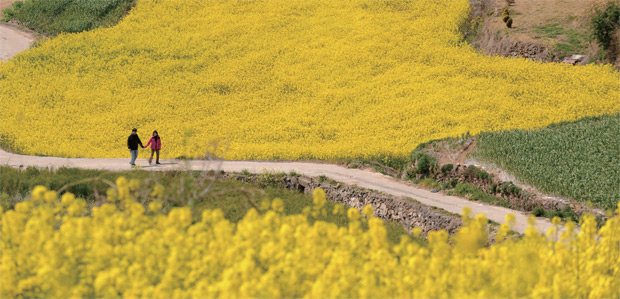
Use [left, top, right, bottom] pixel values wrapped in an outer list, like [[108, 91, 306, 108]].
[[592, 1, 620, 51], [440, 164, 454, 174], [452, 183, 509, 207], [474, 113, 620, 210], [3, 0, 137, 34], [414, 153, 437, 176]]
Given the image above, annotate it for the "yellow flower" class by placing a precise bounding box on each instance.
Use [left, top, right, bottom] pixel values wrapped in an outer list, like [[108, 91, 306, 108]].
[[31, 185, 47, 202], [43, 191, 58, 204]]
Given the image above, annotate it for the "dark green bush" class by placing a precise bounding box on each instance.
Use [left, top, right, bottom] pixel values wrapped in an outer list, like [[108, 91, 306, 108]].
[[533, 207, 545, 217], [416, 155, 433, 175], [506, 18, 513, 28], [409, 151, 438, 176], [502, 15, 510, 23], [2, 0, 137, 34], [440, 164, 454, 174], [463, 165, 493, 181], [592, 2, 620, 51], [509, 185, 522, 196]]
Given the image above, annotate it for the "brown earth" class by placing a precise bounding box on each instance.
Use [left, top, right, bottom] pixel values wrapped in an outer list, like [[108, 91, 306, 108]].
[[0, 0, 20, 18], [472, 0, 616, 64]]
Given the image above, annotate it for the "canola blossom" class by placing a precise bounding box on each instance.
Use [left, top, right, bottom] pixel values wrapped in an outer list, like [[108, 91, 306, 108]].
[[1, 181, 619, 298], [1, 0, 620, 159]]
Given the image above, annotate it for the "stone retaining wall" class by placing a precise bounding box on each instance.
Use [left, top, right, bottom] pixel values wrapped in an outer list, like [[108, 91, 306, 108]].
[[225, 173, 463, 236]]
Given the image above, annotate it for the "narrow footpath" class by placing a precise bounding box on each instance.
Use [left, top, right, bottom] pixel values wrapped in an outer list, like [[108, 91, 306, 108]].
[[0, 149, 555, 234]]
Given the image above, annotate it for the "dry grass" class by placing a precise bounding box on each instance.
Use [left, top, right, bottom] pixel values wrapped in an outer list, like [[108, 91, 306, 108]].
[[485, 0, 614, 60]]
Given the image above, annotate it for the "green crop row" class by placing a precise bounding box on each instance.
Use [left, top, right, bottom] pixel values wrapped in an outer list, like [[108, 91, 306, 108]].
[[473, 113, 620, 210]]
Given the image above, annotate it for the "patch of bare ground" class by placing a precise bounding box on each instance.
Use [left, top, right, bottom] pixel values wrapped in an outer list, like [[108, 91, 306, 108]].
[[470, 0, 616, 64]]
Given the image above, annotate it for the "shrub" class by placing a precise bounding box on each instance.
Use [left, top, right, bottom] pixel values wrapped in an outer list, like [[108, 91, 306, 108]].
[[441, 178, 458, 189], [410, 152, 438, 176], [533, 207, 545, 217], [441, 164, 454, 174], [463, 165, 493, 181], [592, 2, 620, 51], [509, 185, 522, 196], [506, 17, 513, 28], [502, 15, 510, 23]]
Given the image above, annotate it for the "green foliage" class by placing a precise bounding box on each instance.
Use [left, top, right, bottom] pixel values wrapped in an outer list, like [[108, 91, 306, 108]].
[[463, 165, 493, 180], [451, 183, 509, 207], [502, 15, 510, 23], [2, 0, 136, 34], [440, 164, 454, 174], [473, 113, 620, 210], [506, 17, 513, 28], [533, 207, 545, 217], [412, 153, 438, 176], [532, 24, 588, 59], [441, 178, 459, 190], [533, 206, 577, 222], [534, 23, 565, 38], [591, 1, 620, 51]]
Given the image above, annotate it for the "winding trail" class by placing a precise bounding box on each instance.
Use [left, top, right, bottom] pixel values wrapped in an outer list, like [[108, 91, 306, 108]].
[[0, 148, 553, 234], [0, 23, 33, 61], [0, 23, 554, 234]]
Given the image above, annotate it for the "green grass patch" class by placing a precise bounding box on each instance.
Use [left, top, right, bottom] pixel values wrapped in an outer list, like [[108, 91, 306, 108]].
[[533, 24, 588, 59], [473, 113, 620, 210], [449, 183, 510, 208], [2, 0, 137, 34], [534, 23, 565, 39]]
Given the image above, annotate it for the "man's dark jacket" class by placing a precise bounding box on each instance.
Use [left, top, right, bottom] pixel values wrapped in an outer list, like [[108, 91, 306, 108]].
[[127, 134, 143, 150]]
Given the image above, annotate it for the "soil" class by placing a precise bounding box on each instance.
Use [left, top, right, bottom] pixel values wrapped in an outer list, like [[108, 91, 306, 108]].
[[472, 0, 611, 64], [0, 0, 20, 18], [0, 22, 34, 61]]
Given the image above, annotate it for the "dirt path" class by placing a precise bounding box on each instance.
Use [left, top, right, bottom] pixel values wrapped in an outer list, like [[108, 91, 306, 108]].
[[0, 23, 34, 61], [0, 148, 555, 234], [0, 16, 555, 235]]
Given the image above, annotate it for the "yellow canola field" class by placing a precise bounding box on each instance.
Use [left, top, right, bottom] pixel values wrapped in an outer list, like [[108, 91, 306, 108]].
[[1, 0, 619, 159], [1, 183, 619, 298]]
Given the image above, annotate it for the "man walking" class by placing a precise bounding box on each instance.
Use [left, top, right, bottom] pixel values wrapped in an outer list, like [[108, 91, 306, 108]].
[[127, 128, 144, 167]]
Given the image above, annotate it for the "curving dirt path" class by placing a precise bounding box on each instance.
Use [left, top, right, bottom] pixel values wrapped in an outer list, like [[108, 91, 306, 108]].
[[0, 148, 554, 234], [0, 22, 554, 235], [0, 23, 34, 61]]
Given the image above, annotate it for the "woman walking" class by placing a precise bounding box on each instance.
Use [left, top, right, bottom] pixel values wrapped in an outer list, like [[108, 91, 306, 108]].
[[144, 130, 162, 165]]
